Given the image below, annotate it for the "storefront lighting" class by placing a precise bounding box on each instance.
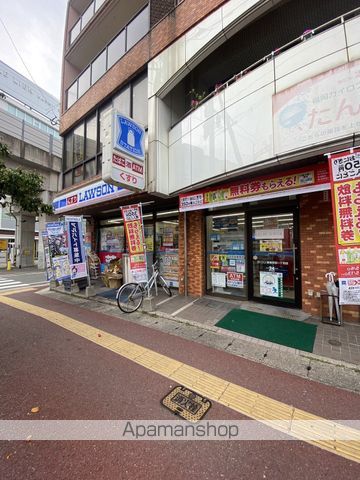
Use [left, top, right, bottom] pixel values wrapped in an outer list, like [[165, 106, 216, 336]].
[[212, 213, 244, 219], [162, 221, 179, 225], [157, 210, 179, 216]]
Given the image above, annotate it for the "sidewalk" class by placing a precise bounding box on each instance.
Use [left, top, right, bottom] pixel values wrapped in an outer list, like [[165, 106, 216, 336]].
[[45, 281, 360, 394]]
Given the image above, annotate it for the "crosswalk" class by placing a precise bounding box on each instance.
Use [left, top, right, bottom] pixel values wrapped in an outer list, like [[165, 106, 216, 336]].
[[0, 277, 48, 292]]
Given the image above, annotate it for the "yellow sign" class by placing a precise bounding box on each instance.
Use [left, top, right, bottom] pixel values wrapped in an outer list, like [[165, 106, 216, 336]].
[[0, 240, 8, 250], [333, 179, 360, 245], [260, 240, 283, 252]]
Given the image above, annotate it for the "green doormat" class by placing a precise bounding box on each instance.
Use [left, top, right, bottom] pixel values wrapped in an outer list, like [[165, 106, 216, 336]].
[[216, 309, 317, 352]]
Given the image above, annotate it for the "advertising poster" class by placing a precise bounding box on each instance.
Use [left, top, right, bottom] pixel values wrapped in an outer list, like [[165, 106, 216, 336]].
[[260, 240, 283, 252], [157, 251, 179, 287], [260, 272, 283, 298], [227, 272, 244, 289], [121, 204, 148, 282], [328, 149, 360, 304], [65, 216, 88, 280], [46, 222, 70, 281], [42, 232, 53, 281], [211, 272, 226, 288]]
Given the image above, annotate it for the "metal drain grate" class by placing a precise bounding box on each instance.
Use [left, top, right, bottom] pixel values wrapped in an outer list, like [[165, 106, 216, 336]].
[[162, 386, 211, 422]]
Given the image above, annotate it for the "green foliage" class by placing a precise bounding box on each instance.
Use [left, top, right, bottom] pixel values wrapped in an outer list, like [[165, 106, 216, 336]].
[[0, 142, 53, 215]]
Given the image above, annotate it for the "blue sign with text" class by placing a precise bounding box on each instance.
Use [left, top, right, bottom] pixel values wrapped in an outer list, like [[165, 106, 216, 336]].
[[114, 114, 144, 161]]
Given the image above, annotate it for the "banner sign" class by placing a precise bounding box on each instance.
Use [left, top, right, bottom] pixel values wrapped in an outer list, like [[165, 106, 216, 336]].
[[273, 59, 360, 154], [179, 164, 330, 212], [46, 222, 70, 281], [52, 180, 130, 214], [65, 216, 88, 280], [260, 272, 283, 298], [328, 148, 360, 304], [41, 232, 53, 281], [102, 110, 145, 192], [121, 204, 148, 282]]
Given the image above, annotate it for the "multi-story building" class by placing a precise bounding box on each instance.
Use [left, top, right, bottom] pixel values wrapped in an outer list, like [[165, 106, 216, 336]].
[[0, 61, 62, 268], [58, 0, 360, 321]]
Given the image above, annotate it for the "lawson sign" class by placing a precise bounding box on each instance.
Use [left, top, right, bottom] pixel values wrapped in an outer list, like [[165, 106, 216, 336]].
[[52, 180, 131, 214]]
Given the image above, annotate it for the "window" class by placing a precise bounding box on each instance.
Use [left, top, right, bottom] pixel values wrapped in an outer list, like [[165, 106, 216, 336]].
[[74, 164, 84, 184], [91, 49, 106, 84], [95, 0, 105, 11], [64, 171, 73, 188], [99, 104, 111, 152], [113, 85, 130, 117], [132, 74, 148, 126], [65, 134, 73, 170], [73, 123, 85, 164], [81, 2, 94, 29], [16, 109, 25, 120], [7, 104, 16, 116], [78, 67, 91, 97], [85, 159, 96, 179], [25, 113, 33, 125], [67, 82, 78, 108], [126, 6, 149, 50], [85, 114, 97, 159], [70, 19, 81, 44], [107, 30, 125, 69]]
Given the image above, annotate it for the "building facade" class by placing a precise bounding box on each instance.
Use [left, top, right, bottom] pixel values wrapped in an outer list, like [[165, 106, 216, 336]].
[[58, 0, 360, 321], [0, 61, 62, 268]]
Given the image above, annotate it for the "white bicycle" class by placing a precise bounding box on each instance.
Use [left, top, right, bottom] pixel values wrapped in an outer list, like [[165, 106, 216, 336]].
[[116, 260, 172, 313]]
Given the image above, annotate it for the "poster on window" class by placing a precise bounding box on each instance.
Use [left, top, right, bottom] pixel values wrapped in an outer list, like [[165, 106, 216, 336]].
[[260, 240, 283, 252], [328, 148, 360, 304], [211, 272, 226, 287], [260, 272, 283, 298], [227, 272, 244, 289], [65, 216, 88, 280], [121, 204, 147, 282]]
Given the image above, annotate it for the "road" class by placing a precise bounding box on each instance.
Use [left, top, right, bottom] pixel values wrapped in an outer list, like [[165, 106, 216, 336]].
[[0, 287, 359, 479], [0, 269, 47, 292]]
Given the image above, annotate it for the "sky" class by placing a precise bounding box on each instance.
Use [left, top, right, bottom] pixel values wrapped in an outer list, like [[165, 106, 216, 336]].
[[0, 0, 67, 100]]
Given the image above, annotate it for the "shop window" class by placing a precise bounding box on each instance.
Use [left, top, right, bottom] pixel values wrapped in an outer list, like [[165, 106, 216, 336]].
[[91, 49, 106, 85], [73, 164, 84, 184], [73, 123, 85, 164], [132, 74, 148, 127], [78, 66, 91, 97], [113, 85, 130, 117], [84, 159, 96, 179], [107, 30, 125, 69], [126, 6, 149, 51], [99, 225, 125, 272], [206, 213, 246, 297], [85, 114, 97, 159], [156, 217, 179, 288]]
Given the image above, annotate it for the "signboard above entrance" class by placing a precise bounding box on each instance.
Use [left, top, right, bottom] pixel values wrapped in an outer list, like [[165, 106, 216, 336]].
[[179, 163, 330, 212], [102, 110, 145, 192]]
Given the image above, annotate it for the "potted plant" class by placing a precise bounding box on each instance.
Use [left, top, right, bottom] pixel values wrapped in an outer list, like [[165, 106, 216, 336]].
[[188, 88, 206, 108]]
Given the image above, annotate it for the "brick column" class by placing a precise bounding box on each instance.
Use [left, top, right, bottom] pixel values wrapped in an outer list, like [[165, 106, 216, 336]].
[[300, 192, 359, 322], [178, 210, 206, 297]]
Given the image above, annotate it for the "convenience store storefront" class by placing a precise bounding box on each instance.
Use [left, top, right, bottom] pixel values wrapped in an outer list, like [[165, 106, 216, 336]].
[[53, 180, 180, 288], [179, 162, 331, 309]]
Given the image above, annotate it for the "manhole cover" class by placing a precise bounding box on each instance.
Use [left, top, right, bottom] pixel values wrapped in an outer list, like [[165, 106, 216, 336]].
[[328, 339, 342, 347], [162, 386, 211, 422]]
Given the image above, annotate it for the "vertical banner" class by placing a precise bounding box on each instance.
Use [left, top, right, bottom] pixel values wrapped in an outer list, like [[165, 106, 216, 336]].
[[65, 216, 88, 280], [121, 204, 148, 283], [41, 231, 53, 281], [328, 149, 360, 305], [46, 222, 70, 281]]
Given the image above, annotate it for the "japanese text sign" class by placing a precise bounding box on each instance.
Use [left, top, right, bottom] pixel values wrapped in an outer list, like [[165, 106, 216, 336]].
[[121, 204, 148, 282], [65, 216, 88, 280]]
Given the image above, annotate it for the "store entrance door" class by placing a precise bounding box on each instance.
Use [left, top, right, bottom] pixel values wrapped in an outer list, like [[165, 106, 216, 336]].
[[249, 210, 300, 307]]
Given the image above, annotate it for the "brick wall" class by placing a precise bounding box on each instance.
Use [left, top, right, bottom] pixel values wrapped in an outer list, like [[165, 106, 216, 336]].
[[300, 192, 359, 323], [178, 211, 206, 296], [150, 0, 175, 27]]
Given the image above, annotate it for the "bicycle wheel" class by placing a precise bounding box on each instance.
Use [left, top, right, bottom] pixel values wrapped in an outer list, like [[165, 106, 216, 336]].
[[117, 282, 144, 313], [158, 275, 172, 297]]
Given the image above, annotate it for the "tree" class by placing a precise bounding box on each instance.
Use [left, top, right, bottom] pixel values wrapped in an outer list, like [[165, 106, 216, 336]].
[[0, 142, 53, 215]]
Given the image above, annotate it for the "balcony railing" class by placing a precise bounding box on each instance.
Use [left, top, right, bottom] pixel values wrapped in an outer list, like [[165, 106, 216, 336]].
[[66, 4, 149, 109], [69, 0, 106, 45]]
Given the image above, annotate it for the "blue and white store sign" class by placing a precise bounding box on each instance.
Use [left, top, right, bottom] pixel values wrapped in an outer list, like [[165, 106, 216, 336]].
[[102, 110, 145, 192], [65, 216, 88, 280], [52, 180, 130, 214]]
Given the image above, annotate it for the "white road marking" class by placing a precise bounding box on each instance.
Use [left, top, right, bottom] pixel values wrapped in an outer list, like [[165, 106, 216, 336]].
[[171, 299, 198, 317]]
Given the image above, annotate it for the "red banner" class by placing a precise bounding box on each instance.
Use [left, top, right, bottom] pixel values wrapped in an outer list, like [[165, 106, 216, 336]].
[[121, 204, 148, 282], [328, 149, 360, 305]]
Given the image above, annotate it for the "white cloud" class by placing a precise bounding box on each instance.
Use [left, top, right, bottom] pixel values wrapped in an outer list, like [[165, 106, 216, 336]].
[[0, 0, 67, 99]]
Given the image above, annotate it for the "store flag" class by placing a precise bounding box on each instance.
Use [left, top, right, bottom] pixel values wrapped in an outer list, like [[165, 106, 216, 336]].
[[328, 148, 360, 305], [121, 204, 148, 283], [65, 216, 88, 280], [46, 221, 70, 281]]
